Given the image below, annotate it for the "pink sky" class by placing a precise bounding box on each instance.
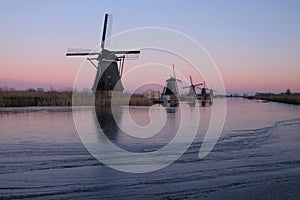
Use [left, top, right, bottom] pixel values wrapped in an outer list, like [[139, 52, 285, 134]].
[[1, 1, 299, 94], [1, 52, 299, 94]]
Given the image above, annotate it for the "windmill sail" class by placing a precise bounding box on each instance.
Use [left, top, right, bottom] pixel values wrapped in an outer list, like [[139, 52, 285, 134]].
[[101, 14, 108, 50], [104, 14, 113, 48], [182, 75, 203, 96]]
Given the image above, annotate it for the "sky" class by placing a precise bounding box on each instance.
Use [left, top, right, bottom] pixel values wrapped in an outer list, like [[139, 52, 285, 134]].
[[0, 0, 299, 94]]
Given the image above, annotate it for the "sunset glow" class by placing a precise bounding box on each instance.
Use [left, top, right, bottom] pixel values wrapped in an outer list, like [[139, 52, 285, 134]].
[[1, 0, 299, 94]]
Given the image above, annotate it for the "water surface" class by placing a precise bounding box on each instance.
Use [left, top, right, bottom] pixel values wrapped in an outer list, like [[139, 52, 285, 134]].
[[0, 98, 299, 199]]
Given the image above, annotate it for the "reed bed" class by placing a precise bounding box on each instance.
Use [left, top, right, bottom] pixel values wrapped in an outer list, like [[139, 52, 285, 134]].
[[247, 94, 300, 105]]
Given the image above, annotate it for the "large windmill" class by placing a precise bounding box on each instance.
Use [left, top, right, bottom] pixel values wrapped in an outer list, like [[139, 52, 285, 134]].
[[182, 75, 203, 96], [66, 13, 140, 96]]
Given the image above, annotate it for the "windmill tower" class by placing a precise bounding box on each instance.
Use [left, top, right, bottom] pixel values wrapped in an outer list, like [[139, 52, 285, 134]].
[[162, 64, 182, 96], [199, 81, 214, 100], [182, 75, 203, 96], [66, 13, 140, 97], [161, 64, 181, 106]]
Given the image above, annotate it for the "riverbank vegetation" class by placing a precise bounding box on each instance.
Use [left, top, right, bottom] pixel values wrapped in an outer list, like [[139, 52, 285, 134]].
[[0, 89, 72, 107], [247, 90, 300, 105], [0, 88, 154, 107]]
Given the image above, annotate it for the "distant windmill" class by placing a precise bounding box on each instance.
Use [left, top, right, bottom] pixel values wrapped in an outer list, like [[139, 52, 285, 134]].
[[199, 81, 215, 100], [161, 64, 182, 108], [162, 64, 182, 96], [182, 75, 203, 96], [66, 13, 140, 96]]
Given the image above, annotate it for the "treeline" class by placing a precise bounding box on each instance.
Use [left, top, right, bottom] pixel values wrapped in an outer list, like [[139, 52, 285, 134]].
[[0, 90, 73, 107], [247, 90, 300, 105]]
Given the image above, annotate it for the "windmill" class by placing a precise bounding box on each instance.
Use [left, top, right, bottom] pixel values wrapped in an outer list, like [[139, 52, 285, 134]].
[[199, 81, 215, 100], [182, 75, 203, 96], [162, 64, 182, 96], [161, 64, 181, 107], [66, 13, 140, 96]]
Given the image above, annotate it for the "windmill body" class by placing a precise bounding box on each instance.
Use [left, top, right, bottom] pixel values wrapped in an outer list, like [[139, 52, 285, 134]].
[[198, 81, 214, 100], [161, 64, 181, 107], [188, 85, 197, 96], [92, 50, 124, 93], [163, 77, 180, 96]]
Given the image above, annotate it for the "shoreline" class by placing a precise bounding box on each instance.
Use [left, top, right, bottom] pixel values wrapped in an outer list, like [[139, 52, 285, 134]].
[[2, 90, 300, 107], [246, 94, 300, 105]]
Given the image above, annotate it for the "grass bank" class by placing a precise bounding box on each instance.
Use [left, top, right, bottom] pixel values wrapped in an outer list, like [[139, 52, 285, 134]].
[[0, 91, 154, 107], [247, 93, 300, 105], [0, 91, 72, 107]]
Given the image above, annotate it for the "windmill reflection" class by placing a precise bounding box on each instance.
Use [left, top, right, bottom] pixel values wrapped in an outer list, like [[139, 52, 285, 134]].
[[185, 99, 213, 108], [95, 106, 122, 142], [200, 99, 213, 107], [94, 105, 176, 152]]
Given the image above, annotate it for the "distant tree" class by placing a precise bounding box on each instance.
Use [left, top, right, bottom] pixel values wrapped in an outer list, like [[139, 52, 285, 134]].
[[3, 86, 9, 91], [8, 87, 16, 91], [63, 87, 73, 92], [49, 86, 55, 92], [26, 88, 36, 92], [286, 88, 291, 95], [37, 88, 44, 92]]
